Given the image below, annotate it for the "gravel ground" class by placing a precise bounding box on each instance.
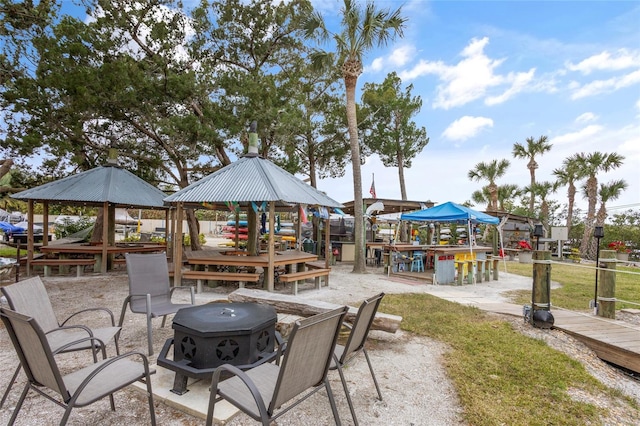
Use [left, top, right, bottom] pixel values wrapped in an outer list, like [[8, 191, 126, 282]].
[[0, 259, 638, 425]]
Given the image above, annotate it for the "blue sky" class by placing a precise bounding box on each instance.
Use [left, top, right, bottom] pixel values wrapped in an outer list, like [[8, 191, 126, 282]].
[[57, 0, 639, 217], [311, 0, 640, 216]]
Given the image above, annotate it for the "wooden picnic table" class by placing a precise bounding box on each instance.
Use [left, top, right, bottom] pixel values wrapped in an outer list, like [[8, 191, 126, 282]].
[[183, 250, 319, 289], [185, 250, 317, 268], [38, 242, 166, 273]]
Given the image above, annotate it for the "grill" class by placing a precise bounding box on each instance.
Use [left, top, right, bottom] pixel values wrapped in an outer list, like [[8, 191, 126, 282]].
[[157, 302, 277, 394]]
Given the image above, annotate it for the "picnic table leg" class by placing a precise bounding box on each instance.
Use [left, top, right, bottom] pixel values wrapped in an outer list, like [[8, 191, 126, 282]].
[[455, 262, 464, 285], [94, 254, 102, 273], [492, 258, 499, 280], [466, 260, 474, 284]]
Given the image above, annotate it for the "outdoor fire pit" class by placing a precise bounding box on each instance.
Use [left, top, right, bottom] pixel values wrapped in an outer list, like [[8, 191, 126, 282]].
[[157, 302, 278, 394]]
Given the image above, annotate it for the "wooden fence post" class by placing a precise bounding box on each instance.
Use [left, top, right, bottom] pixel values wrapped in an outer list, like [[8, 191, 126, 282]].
[[598, 249, 617, 319], [531, 250, 552, 325]]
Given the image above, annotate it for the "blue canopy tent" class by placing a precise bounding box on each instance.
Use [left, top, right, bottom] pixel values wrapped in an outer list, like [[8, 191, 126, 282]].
[[401, 201, 499, 223], [400, 201, 499, 245], [401, 202, 500, 282]]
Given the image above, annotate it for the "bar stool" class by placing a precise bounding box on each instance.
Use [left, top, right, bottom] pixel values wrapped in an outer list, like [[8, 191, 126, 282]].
[[411, 252, 424, 272]]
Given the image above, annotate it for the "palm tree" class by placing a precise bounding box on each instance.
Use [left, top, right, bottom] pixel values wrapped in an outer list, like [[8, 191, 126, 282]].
[[471, 184, 520, 212], [596, 180, 628, 226], [471, 188, 491, 211], [574, 152, 625, 259], [467, 159, 510, 212], [304, 0, 407, 272], [526, 181, 557, 234], [512, 135, 553, 214], [497, 184, 521, 212], [552, 154, 584, 236]]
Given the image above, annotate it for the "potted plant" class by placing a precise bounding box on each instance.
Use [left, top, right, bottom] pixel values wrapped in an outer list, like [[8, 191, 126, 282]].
[[608, 241, 630, 261], [569, 248, 581, 263], [517, 240, 533, 264]]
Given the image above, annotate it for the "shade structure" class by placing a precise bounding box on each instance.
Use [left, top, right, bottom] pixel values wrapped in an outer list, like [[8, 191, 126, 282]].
[[163, 155, 343, 210], [164, 153, 343, 292], [12, 165, 167, 208], [11, 164, 168, 273], [401, 202, 499, 283], [400, 201, 499, 225]]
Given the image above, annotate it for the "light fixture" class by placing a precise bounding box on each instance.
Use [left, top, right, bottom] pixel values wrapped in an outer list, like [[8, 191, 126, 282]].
[[533, 224, 543, 250], [593, 225, 604, 314]]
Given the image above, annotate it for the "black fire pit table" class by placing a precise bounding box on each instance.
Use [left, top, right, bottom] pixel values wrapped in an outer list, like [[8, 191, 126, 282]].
[[157, 302, 278, 395]]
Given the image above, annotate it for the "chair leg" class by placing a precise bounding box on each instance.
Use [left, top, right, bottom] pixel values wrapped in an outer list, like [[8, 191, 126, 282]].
[[61, 404, 74, 425], [336, 364, 358, 426], [147, 314, 154, 356], [363, 348, 382, 401], [145, 374, 157, 426], [9, 383, 30, 425], [324, 378, 342, 426], [0, 364, 22, 409]]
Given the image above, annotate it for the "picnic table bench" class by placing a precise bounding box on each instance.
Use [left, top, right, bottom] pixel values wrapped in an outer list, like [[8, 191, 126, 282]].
[[30, 258, 96, 277], [181, 270, 261, 293], [279, 268, 331, 295]]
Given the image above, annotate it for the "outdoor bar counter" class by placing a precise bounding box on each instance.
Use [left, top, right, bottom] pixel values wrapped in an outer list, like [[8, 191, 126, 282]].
[[384, 244, 494, 285], [430, 245, 493, 284]]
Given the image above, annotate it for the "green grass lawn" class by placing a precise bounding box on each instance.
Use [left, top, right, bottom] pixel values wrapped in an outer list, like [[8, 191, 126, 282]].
[[500, 259, 638, 311], [0, 247, 27, 258], [381, 293, 639, 425]]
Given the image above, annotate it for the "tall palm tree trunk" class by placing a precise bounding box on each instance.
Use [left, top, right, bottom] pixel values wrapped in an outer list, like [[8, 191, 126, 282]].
[[566, 183, 576, 235], [528, 164, 536, 213], [580, 176, 598, 259], [345, 76, 365, 273]]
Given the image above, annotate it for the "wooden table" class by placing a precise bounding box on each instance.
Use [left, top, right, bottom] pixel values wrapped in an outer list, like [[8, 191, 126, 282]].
[[185, 250, 317, 269], [39, 243, 167, 273]]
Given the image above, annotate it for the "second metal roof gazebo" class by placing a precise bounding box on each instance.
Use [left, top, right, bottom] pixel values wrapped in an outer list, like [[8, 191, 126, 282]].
[[165, 134, 343, 291]]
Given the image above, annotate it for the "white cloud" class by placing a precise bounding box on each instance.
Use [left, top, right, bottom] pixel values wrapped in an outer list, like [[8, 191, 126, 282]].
[[566, 49, 640, 75], [549, 124, 604, 146], [485, 69, 536, 105], [575, 112, 598, 123], [368, 45, 416, 72], [571, 69, 640, 99], [388, 45, 415, 67], [370, 57, 385, 72], [399, 37, 536, 109], [442, 116, 493, 141]]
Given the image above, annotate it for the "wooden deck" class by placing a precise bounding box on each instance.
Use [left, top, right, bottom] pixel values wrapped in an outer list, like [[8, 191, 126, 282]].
[[479, 303, 640, 374]]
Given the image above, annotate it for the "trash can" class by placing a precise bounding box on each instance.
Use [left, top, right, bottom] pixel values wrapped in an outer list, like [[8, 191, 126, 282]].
[[302, 238, 315, 254], [331, 242, 342, 262]]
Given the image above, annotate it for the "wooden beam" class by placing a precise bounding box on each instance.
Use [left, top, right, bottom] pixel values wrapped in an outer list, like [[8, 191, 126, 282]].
[[229, 288, 402, 333]]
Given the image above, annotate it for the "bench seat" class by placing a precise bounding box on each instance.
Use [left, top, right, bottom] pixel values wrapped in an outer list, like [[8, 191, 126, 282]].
[[181, 270, 261, 293], [279, 268, 331, 295], [305, 261, 330, 270], [31, 258, 96, 277]]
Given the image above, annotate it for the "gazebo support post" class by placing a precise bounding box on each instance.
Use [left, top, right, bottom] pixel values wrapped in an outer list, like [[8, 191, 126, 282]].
[[324, 217, 331, 268], [295, 206, 303, 251], [247, 209, 258, 256], [100, 202, 109, 273], [42, 202, 49, 248], [174, 203, 184, 286], [165, 209, 172, 261], [27, 200, 35, 276], [267, 202, 275, 292]]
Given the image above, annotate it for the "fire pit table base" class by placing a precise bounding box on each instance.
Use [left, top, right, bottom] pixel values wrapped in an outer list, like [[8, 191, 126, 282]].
[[156, 302, 279, 395]]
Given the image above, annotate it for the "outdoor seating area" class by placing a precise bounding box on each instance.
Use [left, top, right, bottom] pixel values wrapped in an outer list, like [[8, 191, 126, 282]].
[[0, 271, 392, 425]]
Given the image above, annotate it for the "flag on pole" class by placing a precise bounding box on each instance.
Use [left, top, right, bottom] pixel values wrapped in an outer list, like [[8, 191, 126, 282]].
[[299, 205, 308, 224], [369, 174, 377, 198]]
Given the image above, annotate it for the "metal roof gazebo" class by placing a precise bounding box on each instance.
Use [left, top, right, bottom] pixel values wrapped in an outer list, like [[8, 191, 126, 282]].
[[164, 125, 343, 291], [11, 160, 169, 273]]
